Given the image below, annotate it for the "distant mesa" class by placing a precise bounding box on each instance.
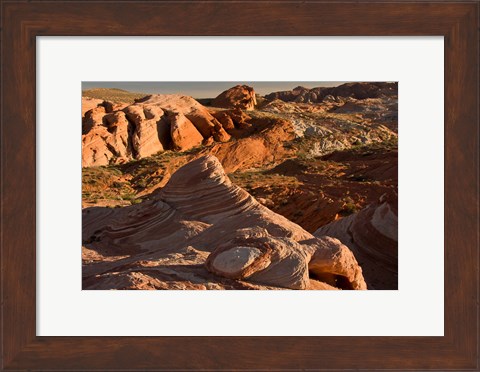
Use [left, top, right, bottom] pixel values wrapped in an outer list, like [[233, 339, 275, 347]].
[[82, 155, 367, 290], [265, 82, 398, 103], [82, 88, 145, 104], [212, 85, 257, 110]]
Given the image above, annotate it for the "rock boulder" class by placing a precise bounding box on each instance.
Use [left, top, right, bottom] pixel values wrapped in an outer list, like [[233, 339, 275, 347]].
[[212, 85, 257, 110]]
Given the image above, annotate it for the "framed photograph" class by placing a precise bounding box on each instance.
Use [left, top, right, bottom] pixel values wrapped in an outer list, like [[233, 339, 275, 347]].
[[79, 79, 397, 292], [1, 1, 478, 370]]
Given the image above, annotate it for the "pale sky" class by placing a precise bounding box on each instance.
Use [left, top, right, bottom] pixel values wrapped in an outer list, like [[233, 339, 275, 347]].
[[82, 81, 346, 98]]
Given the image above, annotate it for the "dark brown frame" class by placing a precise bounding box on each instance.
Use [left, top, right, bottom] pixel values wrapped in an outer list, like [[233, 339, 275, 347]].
[[1, 1, 478, 370]]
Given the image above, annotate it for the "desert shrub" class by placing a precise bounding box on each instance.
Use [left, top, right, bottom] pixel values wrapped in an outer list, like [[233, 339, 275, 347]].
[[341, 203, 358, 215]]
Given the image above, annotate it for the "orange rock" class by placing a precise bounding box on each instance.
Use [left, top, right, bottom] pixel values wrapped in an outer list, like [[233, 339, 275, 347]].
[[212, 85, 257, 110], [212, 111, 235, 131], [211, 108, 252, 132], [227, 108, 251, 125], [202, 136, 214, 146], [212, 120, 231, 143], [82, 110, 133, 167], [169, 111, 203, 151], [134, 94, 218, 138], [82, 97, 103, 117], [101, 100, 129, 113], [82, 106, 106, 134]]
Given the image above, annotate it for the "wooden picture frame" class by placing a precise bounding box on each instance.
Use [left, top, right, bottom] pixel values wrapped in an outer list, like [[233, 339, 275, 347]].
[[1, 1, 478, 370]]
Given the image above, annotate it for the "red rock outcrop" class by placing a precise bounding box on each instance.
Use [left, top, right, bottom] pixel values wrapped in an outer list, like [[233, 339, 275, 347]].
[[211, 111, 235, 131], [82, 94, 233, 167], [82, 97, 103, 116], [133, 94, 223, 138], [82, 155, 367, 290], [204, 117, 295, 172], [102, 100, 129, 113], [212, 85, 257, 110], [123, 104, 170, 159], [82, 110, 133, 167], [168, 111, 204, 151], [82, 106, 106, 134], [314, 194, 398, 289], [211, 108, 252, 132]]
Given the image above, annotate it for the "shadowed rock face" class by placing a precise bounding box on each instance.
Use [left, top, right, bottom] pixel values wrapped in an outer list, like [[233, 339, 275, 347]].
[[82, 155, 367, 290], [212, 85, 257, 110], [265, 82, 398, 103], [314, 194, 398, 289]]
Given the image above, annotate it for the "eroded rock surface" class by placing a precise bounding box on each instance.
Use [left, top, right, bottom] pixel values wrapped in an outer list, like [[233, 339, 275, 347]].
[[265, 82, 398, 103], [82, 94, 231, 167], [82, 97, 103, 117], [168, 111, 204, 151], [314, 194, 398, 289], [82, 155, 367, 290], [212, 85, 257, 110]]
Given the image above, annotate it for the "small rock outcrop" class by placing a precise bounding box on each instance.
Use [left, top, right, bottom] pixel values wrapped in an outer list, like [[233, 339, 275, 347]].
[[212, 85, 257, 110], [212, 108, 252, 132], [314, 194, 398, 289], [168, 111, 204, 151], [82, 97, 103, 117], [124, 104, 170, 159], [82, 109, 133, 166]]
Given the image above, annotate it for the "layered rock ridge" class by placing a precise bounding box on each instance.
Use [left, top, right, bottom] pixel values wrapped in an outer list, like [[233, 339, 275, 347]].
[[81, 95, 231, 167]]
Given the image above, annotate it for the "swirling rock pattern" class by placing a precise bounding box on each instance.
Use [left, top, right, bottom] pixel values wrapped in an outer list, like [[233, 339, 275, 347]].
[[314, 194, 398, 289], [82, 155, 367, 290]]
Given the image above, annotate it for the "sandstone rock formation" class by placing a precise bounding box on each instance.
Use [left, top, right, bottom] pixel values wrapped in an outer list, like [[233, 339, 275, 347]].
[[82, 99, 129, 131], [211, 108, 252, 132], [204, 117, 295, 173], [168, 111, 204, 151], [82, 94, 232, 167], [82, 109, 133, 166], [212, 110, 235, 131], [212, 85, 257, 110], [82, 155, 367, 290], [133, 94, 222, 138], [123, 104, 170, 159], [314, 193, 398, 289], [82, 97, 103, 117], [102, 100, 129, 113], [82, 105, 106, 134]]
